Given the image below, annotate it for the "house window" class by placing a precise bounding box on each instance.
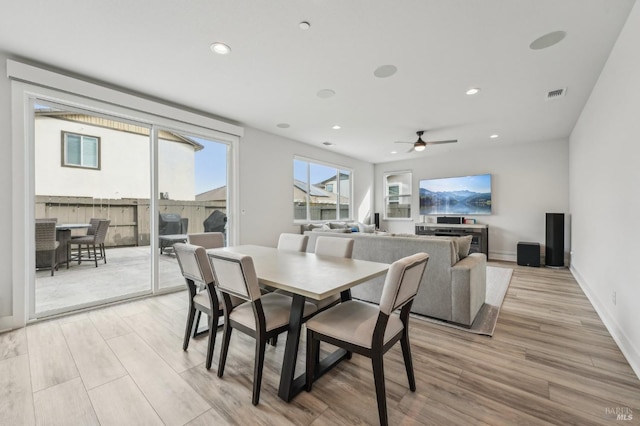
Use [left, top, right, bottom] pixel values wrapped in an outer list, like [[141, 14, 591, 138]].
[[293, 157, 352, 222], [384, 171, 412, 219], [62, 131, 100, 169]]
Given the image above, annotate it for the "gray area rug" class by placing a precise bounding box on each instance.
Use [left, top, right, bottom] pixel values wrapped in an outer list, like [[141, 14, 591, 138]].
[[411, 266, 513, 336]]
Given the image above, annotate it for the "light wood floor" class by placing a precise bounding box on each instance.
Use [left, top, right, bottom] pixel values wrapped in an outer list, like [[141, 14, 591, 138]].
[[1, 262, 639, 425]]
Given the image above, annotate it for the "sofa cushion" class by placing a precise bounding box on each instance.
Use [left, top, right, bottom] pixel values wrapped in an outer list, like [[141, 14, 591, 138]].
[[358, 223, 375, 233], [456, 235, 473, 259], [329, 222, 348, 229]]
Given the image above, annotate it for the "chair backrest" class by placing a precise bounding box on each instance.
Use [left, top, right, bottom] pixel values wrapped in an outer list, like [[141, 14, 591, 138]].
[[379, 253, 429, 315], [188, 232, 224, 249], [94, 219, 111, 244], [208, 251, 261, 302], [174, 243, 214, 286], [35, 221, 57, 251], [314, 236, 354, 259], [87, 218, 101, 236], [277, 233, 309, 252]]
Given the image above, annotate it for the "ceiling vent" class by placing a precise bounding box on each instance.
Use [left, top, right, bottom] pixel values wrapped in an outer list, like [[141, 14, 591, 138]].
[[546, 88, 566, 100]]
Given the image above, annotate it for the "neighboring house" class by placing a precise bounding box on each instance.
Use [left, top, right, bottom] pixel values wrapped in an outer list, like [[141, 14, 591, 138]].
[[34, 110, 203, 200], [195, 185, 227, 202], [293, 179, 349, 206], [315, 172, 351, 200]]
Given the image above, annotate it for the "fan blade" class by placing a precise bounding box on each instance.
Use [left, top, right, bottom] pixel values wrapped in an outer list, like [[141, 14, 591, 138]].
[[406, 146, 415, 153], [425, 139, 457, 145]]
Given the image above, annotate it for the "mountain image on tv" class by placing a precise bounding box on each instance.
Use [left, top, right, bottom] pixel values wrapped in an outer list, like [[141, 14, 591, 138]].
[[419, 174, 492, 215]]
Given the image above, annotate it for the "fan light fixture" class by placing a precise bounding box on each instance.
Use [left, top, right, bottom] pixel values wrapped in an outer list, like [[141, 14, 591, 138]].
[[414, 141, 426, 151]]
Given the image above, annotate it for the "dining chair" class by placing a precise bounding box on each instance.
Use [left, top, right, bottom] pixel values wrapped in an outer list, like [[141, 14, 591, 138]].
[[187, 232, 224, 249], [70, 219, 110, 267], [305, 252, 429, 426], [277, 233, 309, 252], [309, 236, 354, 310], [35, 221, 60, 276], [174, 242, 222, 369], [185, 232, 225, 339], [208, 250, 318, 405]]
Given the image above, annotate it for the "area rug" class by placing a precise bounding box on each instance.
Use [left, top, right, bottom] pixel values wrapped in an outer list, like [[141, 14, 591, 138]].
[[411, 266, 513, 336]]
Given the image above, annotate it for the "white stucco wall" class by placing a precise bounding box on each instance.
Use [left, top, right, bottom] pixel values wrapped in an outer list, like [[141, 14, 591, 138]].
[[375, 138, 570, 262], [569, 1, 640, 378], [35, 116, 195, 200]]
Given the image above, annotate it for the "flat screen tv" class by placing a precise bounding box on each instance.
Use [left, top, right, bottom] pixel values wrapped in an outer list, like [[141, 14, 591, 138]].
[[419, 174, 492, 215]]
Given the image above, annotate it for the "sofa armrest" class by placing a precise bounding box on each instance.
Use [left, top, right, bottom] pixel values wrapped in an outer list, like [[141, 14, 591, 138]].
[[450, 253, 487, 326]]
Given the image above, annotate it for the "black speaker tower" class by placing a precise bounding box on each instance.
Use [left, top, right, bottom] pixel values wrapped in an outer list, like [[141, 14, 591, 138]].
[[545, 213, 564, 267], [374, 213, 380, 230]]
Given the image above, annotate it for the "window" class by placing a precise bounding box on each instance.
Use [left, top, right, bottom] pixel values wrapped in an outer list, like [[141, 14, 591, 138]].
[[384, 171, 412, 219], [294, 157, 352, 222], [62, 131, 100, 169]]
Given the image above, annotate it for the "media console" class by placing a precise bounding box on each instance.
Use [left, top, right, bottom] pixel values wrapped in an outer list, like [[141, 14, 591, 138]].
[[415, 223, 489, 259]]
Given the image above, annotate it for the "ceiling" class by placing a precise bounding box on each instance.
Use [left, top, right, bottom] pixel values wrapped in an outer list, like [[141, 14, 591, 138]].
[[0, 0, 635, 164]]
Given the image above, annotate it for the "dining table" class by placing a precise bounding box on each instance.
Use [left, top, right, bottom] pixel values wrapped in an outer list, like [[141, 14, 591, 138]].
[[207, 244, 390, 402]]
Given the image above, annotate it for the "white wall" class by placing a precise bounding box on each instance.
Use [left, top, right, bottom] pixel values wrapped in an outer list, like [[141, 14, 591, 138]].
[[375, 139, 570, 261], [569, 1, 640, 378], [35, 117, 196, 200], [238, 127, 374, 247]]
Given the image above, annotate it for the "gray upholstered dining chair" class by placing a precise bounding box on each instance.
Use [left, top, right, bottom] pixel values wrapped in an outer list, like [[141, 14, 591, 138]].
[[35, 221, 59, 276], [305, 252, 429, 426], [187, 232, 224, 249], [70, 219, 110, 267], [277, 233, 309, 252], [309, 236, 354, 310], [208, 250, 318, 405], [174, 243, 222, 369]]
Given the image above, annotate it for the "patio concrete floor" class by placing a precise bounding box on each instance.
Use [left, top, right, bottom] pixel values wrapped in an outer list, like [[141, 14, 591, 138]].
[[35, 246, 184, 315]]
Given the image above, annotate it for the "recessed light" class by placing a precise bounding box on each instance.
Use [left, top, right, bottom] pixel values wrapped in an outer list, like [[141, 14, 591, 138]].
[[210, 42, 231, 55], [332, 125, 341, 130], [490, 134, 499, 139], [317, 89, 336, 99], [529, 31, 566, 50], [374, 65, 398, 78], [276, 123, 290, 129], [391, 151, 398, 154], [322, 141, 335, 146], [466, 88, 480, 95], [299, 21, 311, 30]]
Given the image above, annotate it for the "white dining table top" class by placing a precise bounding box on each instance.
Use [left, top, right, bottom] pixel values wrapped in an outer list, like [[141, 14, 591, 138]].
[[207, 245, 389, 300]]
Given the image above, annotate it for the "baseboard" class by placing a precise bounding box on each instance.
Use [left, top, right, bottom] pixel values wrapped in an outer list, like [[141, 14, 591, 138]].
[[570, 265, 640, 380], [488, 251, 516, 262]]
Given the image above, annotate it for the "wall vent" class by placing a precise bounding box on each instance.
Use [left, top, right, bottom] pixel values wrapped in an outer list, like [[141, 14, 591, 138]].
[[546, 88, 566, 100]]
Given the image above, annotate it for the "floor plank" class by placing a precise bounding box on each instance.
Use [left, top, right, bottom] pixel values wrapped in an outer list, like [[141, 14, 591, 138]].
[[32, 377, 98, 426], [0, 354, 36, 426]]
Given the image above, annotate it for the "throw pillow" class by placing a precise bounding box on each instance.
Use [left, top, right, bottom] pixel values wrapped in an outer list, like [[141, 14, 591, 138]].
[[456, 235, 473, 259], [358, 223, 376, 233], [329, 222, 348, 229]]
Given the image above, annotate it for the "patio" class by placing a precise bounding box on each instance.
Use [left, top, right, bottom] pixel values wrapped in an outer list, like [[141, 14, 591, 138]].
[[35, 246, 184, 315]]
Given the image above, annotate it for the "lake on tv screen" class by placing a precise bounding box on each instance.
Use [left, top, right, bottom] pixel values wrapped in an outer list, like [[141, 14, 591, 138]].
[[419, 192, 492, 215]]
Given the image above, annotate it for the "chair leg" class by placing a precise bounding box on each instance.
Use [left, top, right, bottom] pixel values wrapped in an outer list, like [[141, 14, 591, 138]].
[[205, 310, 219, 370], [372, 353, 388, 426], [192, 311, 202, 338], [217, 324, 233, 377], [50, 249, 55, 276], [183, 305, 197, 351], [268, 336, 278, 346], [252, 333, 267, 405], [102, 243, 107, 264], [400, 332, 416, 392], [93, 244, 98, 267]]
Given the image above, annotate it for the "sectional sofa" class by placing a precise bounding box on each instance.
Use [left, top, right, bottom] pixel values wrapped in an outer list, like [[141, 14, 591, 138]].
[[303, 229, 487, 327]]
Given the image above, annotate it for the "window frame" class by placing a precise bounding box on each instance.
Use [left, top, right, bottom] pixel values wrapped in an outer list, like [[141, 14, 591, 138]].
[[293, 156, 353, 223], [383, 170, 413, 220], [61, 131, 101, 169]]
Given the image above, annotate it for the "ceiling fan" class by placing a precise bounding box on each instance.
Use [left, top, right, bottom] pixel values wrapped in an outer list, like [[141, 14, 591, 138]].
[[395, 130, 457, 152]]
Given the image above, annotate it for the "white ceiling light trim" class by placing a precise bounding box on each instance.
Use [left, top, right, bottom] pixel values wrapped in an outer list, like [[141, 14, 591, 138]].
[[332, 125, 341, 130], [317, 89, 336, 98], [466, 88, 481, 95], [210, 42, 231, 55], [374, 65, 398, 78]]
